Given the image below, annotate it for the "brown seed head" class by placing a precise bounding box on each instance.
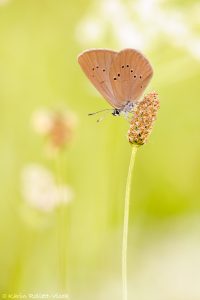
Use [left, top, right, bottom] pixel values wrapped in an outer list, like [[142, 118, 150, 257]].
[[128, 91, 160, 145]]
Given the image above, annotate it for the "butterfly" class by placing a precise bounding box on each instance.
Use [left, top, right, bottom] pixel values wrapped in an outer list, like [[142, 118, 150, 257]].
[[78, 48, 153, 119]]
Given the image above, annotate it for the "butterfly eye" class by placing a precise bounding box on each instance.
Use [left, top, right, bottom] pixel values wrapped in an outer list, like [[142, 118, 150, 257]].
[[103, 69, 106, 72], [134, 75, 137, 78], [131, 70, 133, 73], [140, 75, 142, 78], [114, 77, 117, 80], [127, 65, 129, 67], [122, 65, 125, 68], [118, 73, 120, 77]]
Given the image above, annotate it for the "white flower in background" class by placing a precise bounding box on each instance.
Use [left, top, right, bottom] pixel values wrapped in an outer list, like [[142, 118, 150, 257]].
[[0, 0, 10, 5], [77, 19, 105, 45], [21, 164, 73, 212], [76, 0, 200, 59]]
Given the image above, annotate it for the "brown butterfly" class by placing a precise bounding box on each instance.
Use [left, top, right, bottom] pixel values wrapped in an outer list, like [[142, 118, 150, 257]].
[[78, 48, 153, 118]]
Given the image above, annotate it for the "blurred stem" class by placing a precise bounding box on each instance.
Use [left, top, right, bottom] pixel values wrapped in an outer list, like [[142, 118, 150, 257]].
[[55, 151, 67, 292], [58, 205, 67, 292], [122, 144, 138, 300]]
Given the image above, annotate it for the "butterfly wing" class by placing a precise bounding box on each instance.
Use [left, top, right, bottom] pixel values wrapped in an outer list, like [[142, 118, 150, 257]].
[[78, 49, 122, 108], [109, 48, 153, 106]]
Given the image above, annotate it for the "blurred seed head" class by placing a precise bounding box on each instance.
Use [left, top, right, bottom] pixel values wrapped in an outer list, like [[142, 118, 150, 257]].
[[32, 108, 77, 151], [49, 111, 77, 149], [21, 164, 73, 212], [128, 91, 160, 145]]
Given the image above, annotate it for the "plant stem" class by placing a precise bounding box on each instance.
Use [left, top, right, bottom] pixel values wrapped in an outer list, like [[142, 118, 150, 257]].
[[122, 144, 138, 300]]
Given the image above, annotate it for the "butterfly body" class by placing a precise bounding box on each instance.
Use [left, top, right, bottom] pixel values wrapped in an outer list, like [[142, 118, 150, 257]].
[[78, 48, 153, 118], [112, 101, 135, 116]]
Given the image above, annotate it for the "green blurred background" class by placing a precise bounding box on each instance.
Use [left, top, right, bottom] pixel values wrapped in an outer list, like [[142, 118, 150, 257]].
[[0, 0, 200, 299]]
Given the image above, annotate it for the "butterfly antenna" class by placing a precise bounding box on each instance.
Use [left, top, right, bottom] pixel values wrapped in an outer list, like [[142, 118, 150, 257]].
[[96, 110, 112, 123], [88, 108, 112, 116]]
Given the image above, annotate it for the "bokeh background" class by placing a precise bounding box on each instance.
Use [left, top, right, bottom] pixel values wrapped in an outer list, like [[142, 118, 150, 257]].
[[0, 0, 200, 299]]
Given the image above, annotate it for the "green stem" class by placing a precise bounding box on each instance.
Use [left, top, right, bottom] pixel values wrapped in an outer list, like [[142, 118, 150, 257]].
[[122, 145, 138, 300]]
